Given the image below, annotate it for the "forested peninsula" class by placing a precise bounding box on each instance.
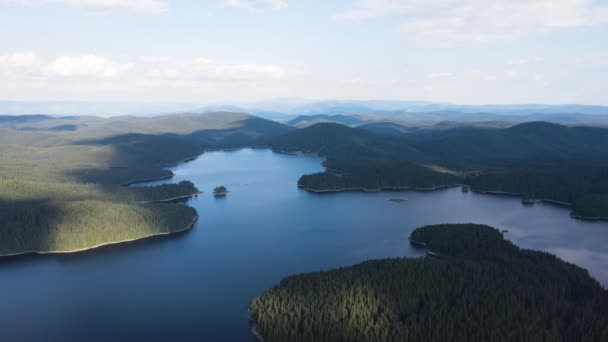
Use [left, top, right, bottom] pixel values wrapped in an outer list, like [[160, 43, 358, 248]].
[[0, 112, 292, 255], [250, 224, 608, 342], [271, 122, 608, 219]]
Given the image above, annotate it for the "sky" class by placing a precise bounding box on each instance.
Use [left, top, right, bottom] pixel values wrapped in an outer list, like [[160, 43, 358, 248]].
[[1, 0, 608, 105]]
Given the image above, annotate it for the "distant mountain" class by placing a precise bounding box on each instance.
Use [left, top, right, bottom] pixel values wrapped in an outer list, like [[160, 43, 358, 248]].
[[356, 122, 412, 135], [0, 114, 84, 132], [287, 114, 365, 128], [355, 110, 608, 126], [4, 99, 608, 121], [0, 114, 58, 123], [0, 101, 201, 117], [217, 99, 608, 117]]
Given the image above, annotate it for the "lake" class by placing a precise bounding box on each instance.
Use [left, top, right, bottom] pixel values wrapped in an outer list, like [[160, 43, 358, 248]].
[[1, 148, 607, 341]]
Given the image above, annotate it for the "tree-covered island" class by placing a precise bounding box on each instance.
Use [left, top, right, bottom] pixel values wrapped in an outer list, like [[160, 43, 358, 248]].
[[213, 186, 228, 196], [250, 224, 608, 342]]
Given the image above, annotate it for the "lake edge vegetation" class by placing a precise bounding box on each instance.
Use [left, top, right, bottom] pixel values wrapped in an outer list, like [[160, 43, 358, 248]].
[[250, 224, 608, 342], [270, 122, 608, 219]]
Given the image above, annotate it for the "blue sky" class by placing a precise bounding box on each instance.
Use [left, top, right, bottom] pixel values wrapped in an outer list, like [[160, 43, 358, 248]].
[[1, 0, 607, 105]]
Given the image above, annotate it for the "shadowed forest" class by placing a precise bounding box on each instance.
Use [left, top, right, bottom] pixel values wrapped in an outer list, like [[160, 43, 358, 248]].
[[250, 224, 608, 342], [271, 122, 608, 218]]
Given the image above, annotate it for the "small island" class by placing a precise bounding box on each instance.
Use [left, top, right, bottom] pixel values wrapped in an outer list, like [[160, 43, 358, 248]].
[[522, 194, 536, 205], [213, 186, 229, 197], [389, 197, 408, 203]]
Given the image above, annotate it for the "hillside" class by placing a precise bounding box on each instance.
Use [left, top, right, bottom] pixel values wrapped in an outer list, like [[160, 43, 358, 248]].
[[407, 122, 608, 169], [356, 122, 412, 136], [272, 123, 457, 191], [271, 122, 608, 217], [0, 112, 293, 255], [287, 114, 365, 128], [250, 224, 608, 342]]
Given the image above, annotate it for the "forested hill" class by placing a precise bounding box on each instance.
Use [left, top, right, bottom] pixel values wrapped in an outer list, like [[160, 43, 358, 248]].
[[287, 114, 365, 128], [271, 123, 379, 155], [250, 224, 608, 342], [0, 112, 292, 255], [406, 121, 608, 169], [72, 112, 294, 185], [270, 122, 608, 218], [273, 121, 608, 169]]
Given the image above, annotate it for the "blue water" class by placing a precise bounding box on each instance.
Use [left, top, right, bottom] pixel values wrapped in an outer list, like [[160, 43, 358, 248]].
[[1, 148, 607, 341]]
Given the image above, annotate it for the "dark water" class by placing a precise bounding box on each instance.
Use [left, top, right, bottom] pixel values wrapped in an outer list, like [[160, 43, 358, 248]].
[[1, 148, 607, 341]]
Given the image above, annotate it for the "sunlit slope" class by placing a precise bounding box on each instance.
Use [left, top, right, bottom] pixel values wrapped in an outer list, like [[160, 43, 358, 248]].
[[0, 200, 197, 255], [0, 112, 292, 255]]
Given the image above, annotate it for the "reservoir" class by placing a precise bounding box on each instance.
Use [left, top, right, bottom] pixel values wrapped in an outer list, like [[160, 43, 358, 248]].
[[1, 148, 607, 341]]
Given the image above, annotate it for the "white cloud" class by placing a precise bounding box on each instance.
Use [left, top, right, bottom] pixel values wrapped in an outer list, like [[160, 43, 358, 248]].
[[428, 71, 454, 79], [45, 54, 132, 78], [567, 55, 608, 66], [335, 0, 608, 44], [0, 52, 44, 83], [466, 67, 551, 83], [504, 69, 522, 81], [0, 51, 288, 87], [0, 51, 40, 68], [222, 0, 287, 11], [341, 78, 362, 85], [2, 0, 168, 13], [0, 52, 131, 80], [145, 57, 287, 82], [532, 73, 544, 82], [508, 57, 545, 66]]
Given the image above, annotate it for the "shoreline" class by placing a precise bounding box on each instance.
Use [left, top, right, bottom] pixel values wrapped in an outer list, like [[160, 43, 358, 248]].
[[272, 148, 321, 157], [139, 192, 203, 204], [475, 190, 572, 206], [408, 238, 427, 247], [0, 215, 199, 258], [160, 155, 198, 168], [121, 173, 174, 186], [299, 184, 464, 193], [299, 184, 607, 222], [571, 214, 608, 221], [248, 314, 265, 342]]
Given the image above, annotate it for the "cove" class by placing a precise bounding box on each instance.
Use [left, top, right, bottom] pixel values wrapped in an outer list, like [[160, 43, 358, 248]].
[[0, 148, 607, 341]]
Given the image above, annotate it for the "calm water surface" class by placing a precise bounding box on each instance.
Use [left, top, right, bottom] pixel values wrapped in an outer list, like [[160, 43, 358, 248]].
[[1, 148, 607, 341]]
